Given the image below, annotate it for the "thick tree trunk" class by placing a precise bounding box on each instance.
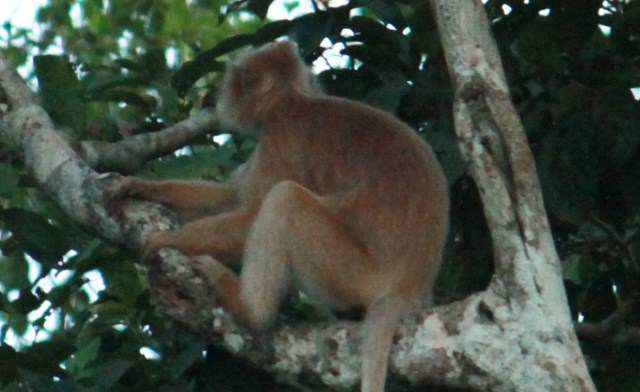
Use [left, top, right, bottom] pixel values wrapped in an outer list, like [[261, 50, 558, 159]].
[[425, 0, 596, 390]]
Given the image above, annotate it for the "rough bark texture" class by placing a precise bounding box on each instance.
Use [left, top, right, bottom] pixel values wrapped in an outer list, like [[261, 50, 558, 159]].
[[428, 0, 596, 390], [0, 1, 596, 390], [77, 109, 220, 173]]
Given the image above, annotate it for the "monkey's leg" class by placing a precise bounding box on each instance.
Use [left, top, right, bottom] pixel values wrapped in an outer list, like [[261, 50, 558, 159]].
[[196, 180, 378, 330], [194, 181, 399, 392], [145, 207, 256, 264]]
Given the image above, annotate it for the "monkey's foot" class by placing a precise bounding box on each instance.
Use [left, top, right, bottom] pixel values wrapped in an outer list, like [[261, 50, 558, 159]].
[[192, 255, 236, 287]]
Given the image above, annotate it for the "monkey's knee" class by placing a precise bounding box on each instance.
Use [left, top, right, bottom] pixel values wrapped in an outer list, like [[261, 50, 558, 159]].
[[261, 180, 312, 216]]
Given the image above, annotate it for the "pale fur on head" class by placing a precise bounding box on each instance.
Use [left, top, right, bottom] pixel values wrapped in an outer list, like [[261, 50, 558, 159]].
[[216, 40, 313, 134]]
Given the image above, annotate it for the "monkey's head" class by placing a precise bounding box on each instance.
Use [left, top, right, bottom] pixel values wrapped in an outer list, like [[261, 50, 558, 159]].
[[216, 41, 313, 133]]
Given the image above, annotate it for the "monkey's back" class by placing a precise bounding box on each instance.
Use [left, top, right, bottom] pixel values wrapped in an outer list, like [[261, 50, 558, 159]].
[[256, 94, 449, 296]]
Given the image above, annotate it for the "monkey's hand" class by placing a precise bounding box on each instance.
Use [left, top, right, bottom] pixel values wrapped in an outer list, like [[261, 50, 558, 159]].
[[141, 230, 178, 261], [102, 175, 144, 213]]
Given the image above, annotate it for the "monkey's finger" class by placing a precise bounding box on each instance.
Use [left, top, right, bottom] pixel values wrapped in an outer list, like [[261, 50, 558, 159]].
[[141, 231, 172, 261], [192, 255, 233, 287], [102, 175, 137, 212]]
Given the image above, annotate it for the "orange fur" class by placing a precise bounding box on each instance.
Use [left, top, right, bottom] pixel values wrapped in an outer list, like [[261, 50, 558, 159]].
[[114, 41, 449, 392]]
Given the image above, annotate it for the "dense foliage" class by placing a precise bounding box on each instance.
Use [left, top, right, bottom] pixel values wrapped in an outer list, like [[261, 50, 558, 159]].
[[0, 0, 639, 390]]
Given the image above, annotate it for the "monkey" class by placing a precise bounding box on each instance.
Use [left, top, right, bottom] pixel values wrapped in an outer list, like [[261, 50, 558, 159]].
[[110, 41, 449, 392]]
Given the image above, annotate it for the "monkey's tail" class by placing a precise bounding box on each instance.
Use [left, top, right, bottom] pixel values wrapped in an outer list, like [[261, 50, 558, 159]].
[[360, 295, 407, 392]]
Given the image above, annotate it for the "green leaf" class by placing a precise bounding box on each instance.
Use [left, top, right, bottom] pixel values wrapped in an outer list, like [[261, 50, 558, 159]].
[[11, 289, 41, 315], [140, 49, 169, 79], [66, 337, 101, 377], [289, 12, 334, 57], [0, 252, 31, 290], [6, 313, 29, 336], [357, 0, 405, 28], [169, 336, 206, 377], [140, 144, 241, 180], [318, 68, 376, 100], [247, 0, 275, 19], [172, 19, 297, 94], [590, 89, 640, 165], [98, 259, 146, 308], [94, 89, 156, 110], [92, 359, 135, 390], [535, 113, 601, 225], [513, 18, 565, 71], [114, 58, 146, 73], [46, 284, 73, 308], [67, 239, 102, 270], [577, 255, 599, 288], [0, 163, 20, 199], [19, 368, 80, 392], [363, 75, 410, 112], [562, 254, 583, 285], [34, 55, 86, 136], [0, 208, 72, 268], [171, 34, 253, 94], [548, 0, 600, 54], [0, 345, 19, 384], [26, 340, 76, 366]]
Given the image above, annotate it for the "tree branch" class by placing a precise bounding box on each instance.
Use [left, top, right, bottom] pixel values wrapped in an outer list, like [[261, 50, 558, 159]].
[[430, 0, 595, 390], [77, 109, 222, 173], [0, 54, 34, 110], [575, 294, 640, 344]]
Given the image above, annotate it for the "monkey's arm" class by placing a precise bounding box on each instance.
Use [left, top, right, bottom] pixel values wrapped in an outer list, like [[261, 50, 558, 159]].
[[112, 177, 239, 221]]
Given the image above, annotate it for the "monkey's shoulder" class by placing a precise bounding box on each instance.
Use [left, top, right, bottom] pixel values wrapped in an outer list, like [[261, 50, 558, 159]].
[[289, 95, 419, 145]]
